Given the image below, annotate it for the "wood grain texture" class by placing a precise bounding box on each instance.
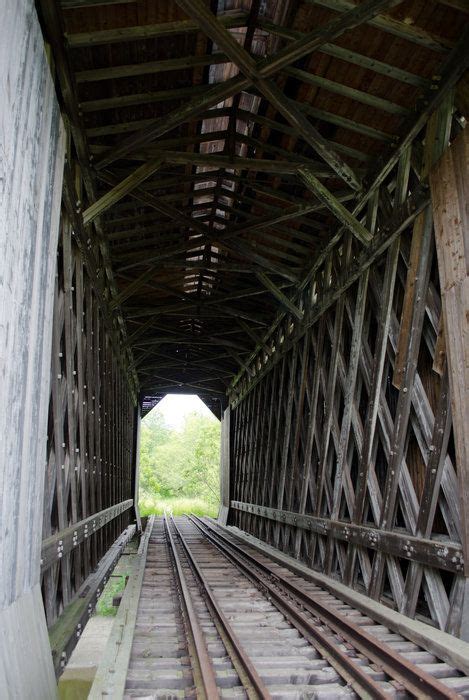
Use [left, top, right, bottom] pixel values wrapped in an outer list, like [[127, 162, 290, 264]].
[[0, 0, 65, 694]]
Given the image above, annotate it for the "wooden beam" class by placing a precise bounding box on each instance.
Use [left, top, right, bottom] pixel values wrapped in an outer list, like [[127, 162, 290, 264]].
[[256, 272, 304, 321], [66, 12, 249, 47], [257, 18, 430, 89], [306, 0, 452, 52], [229, 32, 468, 397], [83, 159, 163, 225], [430, 128, 469, 637], [62, 0, 136, 7], [298, 167, 372, 245], [230, 502, 464, 573], [174, 0, 364, 190], [237, 319, 273, 357], [81, 85, 207, 114], [154, 151, 328, 175], [76, 53, 229, 83], [48, 525, 136, 676], [88, 519, 153, 698], [41, 500, 133, 571], [95, 0, 403, 169], [284, 67, 410, 116]]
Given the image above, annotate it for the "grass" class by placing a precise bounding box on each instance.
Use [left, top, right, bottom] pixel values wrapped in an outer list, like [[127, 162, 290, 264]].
[[96, 574, 127, 616], [138, 495, 219, 518]]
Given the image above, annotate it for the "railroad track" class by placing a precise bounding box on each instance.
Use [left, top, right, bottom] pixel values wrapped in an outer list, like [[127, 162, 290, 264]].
[[93, 516, 469, 699]]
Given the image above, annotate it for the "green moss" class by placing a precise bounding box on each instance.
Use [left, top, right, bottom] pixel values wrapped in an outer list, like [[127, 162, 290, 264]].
[[96, 574, 126, 617]]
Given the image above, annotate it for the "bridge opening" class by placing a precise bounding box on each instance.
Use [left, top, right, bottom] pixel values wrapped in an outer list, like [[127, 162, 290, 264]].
[[138, 394, 221, 518]]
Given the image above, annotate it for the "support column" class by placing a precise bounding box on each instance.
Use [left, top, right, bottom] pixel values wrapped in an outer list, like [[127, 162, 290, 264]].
[[132, 403, 143, 532], [430, 127, 469, 639], [218, 407, 231, 525], [0, 1, 65, 695]]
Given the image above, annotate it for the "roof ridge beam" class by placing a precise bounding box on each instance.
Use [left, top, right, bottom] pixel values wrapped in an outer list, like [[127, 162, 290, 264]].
[[174, 0, 365, 190]]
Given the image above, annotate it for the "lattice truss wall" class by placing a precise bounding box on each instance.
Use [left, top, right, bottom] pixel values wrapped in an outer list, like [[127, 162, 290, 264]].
[[41, 187, 138, 668], [228, 105, 468, 636]]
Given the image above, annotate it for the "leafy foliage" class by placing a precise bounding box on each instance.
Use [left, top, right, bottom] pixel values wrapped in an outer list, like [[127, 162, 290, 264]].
[[139, 408, 221, 510]]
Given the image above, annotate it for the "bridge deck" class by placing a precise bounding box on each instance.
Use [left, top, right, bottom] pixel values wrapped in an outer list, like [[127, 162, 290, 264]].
[[89, 517, 469, 699]]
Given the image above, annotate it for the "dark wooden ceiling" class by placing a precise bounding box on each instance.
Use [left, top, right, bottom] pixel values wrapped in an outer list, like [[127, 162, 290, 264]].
[[37, 0, 468, 414]]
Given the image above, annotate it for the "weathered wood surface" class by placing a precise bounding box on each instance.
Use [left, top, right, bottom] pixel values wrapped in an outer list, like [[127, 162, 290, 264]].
[[48, 524, 136, 676], [430, 127, 469, 639], [228, 106, 468, 635], [0, 1, 65, 695], [222, 522, 469, 677], [41, 170, 138, 646], [89, 519, 152, 697], [218, 407, 231, 526], [41, 499, 133, 571]]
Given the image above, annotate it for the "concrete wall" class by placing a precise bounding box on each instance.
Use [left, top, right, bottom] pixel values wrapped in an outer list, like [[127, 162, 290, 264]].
[[0, 0, 65, 695]]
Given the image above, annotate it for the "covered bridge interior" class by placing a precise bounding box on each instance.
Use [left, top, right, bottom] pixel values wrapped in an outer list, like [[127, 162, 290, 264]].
[[1, 0, 469, 696]]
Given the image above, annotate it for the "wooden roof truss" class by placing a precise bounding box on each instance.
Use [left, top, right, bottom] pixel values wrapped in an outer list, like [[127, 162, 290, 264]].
[[37, 0, 469, 405]]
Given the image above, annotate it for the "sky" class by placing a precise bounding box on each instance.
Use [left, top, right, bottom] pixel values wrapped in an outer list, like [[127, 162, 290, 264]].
[[156, 394, 214, 429]]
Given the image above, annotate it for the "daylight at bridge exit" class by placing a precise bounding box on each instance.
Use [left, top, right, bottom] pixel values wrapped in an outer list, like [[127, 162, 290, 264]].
[[1, 0, 469, 698]]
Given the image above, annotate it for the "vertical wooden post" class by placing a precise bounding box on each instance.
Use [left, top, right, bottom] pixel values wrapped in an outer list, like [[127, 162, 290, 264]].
[[219, 406, 231, 525], [0, 0, 65, 694], [132, 404, 143, 532], [430, 128, 469, 639]]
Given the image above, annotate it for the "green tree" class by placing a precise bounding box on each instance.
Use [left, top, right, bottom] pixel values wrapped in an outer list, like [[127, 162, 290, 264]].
[[181, 413, 220, 503], [139, 409, 171, 497], [139, 407, 220, 506]]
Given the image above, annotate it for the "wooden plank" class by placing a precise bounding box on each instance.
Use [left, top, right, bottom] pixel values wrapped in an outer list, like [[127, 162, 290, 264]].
[[66, 13, 249, 47], [41, 500, 133, 571], [76, 52, 229, 82], [49, 525, 136, 676], [230, 502, 464, 573], [62, 0, 137, 7], [430, 128, 469, 637], [325, 270, 369, 574], [0, 2, 65, 693], [89, 519, 153, 697]]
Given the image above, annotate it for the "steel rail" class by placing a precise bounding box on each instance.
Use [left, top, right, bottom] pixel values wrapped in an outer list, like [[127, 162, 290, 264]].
[[191, 516, 460, 700], [163, 514, 220, 699], [188, 516, 388, 699], [169, 515, 272, 700]]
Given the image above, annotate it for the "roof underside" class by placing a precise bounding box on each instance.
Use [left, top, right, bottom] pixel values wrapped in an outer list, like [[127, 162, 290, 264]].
[[38, 0, 468, 416]]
